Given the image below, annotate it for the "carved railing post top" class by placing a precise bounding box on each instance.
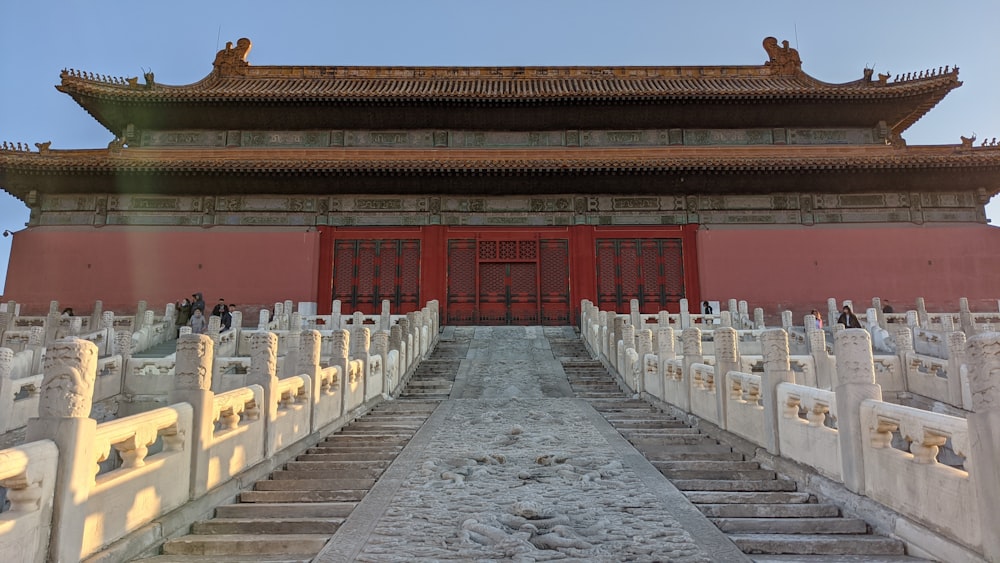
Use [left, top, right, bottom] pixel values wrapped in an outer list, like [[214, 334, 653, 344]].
[[39, 337, 98, 418], [175, 333, 214, 391], [966, 331, 1000, 412]]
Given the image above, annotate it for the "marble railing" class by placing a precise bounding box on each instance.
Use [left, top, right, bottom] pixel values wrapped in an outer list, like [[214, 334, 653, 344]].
[[0, 300, 439, 563], [583, 299, 1000, 563]]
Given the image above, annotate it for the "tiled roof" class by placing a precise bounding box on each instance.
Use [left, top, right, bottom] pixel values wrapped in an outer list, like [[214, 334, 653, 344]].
[[58, 66, 959, 104], [3, 145, 999, 175]]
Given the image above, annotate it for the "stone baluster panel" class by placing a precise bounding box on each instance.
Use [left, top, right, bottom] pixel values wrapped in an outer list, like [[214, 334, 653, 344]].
[[826, 298, 839, 331], [247, 332, 279, 456], [629, 299, 641, 333]]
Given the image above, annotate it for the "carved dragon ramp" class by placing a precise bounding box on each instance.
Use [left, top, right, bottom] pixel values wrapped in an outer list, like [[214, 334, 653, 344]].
[[314, 326, 746, 562]]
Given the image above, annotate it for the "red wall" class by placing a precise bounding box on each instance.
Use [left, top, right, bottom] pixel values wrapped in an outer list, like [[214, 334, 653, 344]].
[[4, 227, 320, 314], [697, 223, 1000, 318]]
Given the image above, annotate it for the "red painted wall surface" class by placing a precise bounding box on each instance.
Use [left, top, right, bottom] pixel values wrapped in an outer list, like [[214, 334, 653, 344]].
[[4, 227, 320, 315], [697, 223, 1000, 319]]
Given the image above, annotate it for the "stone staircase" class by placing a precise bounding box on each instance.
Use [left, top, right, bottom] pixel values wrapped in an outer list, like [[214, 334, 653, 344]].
[[555, 336, 925, 562], [134, 338, 468, 562]]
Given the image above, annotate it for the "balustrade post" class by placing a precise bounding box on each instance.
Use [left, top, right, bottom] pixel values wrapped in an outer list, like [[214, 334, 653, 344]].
[[679, 298, 690, 329], [247, 332, 280, 457], [636, 329, 652, 395], [89, 300, 103, 339], [781, 310, 793, 332], [372, 330, 391, 396], [330, 330, 350, 416], [44, 304, 60, 347], [406, 312, 420, 362], [655, 327, 675, 400], [808, 329, 833, 389], [629, 299, 641, 333], [397, 318, 410, 370], [331, 300, 342, 331], [760, 329, 794, 454], [678, 327, 701, 412], [738, 300, 749, 329], [135, 300, 147, 328], [621, 323, 636, 390], [959, 297, 975, 335], [719, 311, 732, 328], [28, 327, 45, 374], [965, 332, 1000, 562], [352, 326, 374, 401], [612, 315, 628, 376], [0, 309, 9, 346], [826, 298, 839, 332], [834, 328, 882, 493], [915, 297, 928, 328], [169, 334, 215, 497], [206, 315, 222, 351], [714, 327, 739, 429], [872, 297, 886, 329], [727, 299, 738, 320], [379, 300, 391, 333], [284, 325, 301, 378], [0, 348, 14, 433], [257, 308, 270, 331], [754, 308, 765, 330], [946, 331, 968, 408], [25, 338, 99, 563], [389, 324, 404, 385], [297, 330, 323, 431]]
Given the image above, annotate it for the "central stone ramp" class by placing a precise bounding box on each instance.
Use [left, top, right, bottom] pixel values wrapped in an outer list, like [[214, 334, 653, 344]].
[[315, 326, 746, 562]]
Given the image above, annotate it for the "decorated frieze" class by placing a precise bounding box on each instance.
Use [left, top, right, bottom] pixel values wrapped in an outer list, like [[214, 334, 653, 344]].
[[140, 130, 226, 147], [27, 191, 986, 228], [133, 127, 885, 148]]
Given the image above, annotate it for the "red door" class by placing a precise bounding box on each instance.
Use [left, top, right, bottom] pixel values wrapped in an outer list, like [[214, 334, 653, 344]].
[[596, 238, 685, 313], [332, 239, 420, 314], [446, 237, 568, 325]]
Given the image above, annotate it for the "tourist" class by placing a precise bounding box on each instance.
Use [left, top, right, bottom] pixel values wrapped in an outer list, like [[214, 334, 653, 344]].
[[702, 301, 713, 315], [191, 292, 205, 314], [811, 310, 823, 329], [61, 307, 74, 317], [211, 298, 226, 317], [222, 303, 234, 331], [175, 298, 192, 336], [189, 308, 207, 334], [837, 305, 862, 329], [882, 301, 894, 314]]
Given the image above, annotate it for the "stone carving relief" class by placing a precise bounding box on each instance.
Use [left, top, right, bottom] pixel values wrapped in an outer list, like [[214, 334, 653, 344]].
[[175, 334, 214, 391], [39, 338, 98, 418], [834, 329, 876, 385], [965, 332, 1000, 412]]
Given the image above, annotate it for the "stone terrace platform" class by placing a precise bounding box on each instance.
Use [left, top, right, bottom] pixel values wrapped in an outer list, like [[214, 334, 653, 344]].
[[314, 326, 746, 562]]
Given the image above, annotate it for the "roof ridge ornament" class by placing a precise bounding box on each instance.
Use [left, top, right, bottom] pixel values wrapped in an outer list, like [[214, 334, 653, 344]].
[[762, 37, 802, 75], [213, 37, 252, 76]]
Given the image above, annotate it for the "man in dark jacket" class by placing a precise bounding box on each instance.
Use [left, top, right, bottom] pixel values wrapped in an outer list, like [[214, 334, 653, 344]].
[[191, 292, 206, 314]]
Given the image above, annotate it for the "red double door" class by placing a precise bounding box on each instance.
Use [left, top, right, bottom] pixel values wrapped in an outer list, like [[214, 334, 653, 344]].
[[321, 226, 697, 326]]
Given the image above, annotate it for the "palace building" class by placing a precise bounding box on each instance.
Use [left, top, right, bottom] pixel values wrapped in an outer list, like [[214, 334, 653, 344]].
[[1, 37, 999, 321]]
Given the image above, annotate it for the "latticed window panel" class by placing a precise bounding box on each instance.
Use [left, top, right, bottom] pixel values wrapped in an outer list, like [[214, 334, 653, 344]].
[[596, 238, 686, 313], [519, 240, 538, 260], [479, 240, 497, 260], [331, 239, 421, 314], [510, 263, 538, 300], [498, 240, 519, 260], [480, 263, 506, 298]]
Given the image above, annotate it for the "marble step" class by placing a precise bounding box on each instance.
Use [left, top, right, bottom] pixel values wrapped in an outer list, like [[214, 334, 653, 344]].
[[254, 478, 376, 490], [750, 555, 929, 562], [684, 491, 812, 504], [240, 489, 367, 503], [297, 452, 398, 462], [729, 533, 905, 556], [161, 534, 331, 556], [652, 460, 761, 471], [657, 468, 778, 481], [712, 517, 869, 534], [698, 503, 840, 518], [623, 434, 719, 445], [631, 443, 736, 456], [673, 479, 798, 492], [214, 501, 356, 519], [639, 450, 744, 462], [271, 469, 380, 481], [307, 445, 404, 454], [191, 517, 344, 535], [283, 460, 388, 472], [321, 434, 409, 445], [139, 556, 310, 562]]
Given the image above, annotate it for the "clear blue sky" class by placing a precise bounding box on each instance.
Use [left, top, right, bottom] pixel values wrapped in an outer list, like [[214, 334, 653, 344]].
[[2, 1, 999, 293]]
